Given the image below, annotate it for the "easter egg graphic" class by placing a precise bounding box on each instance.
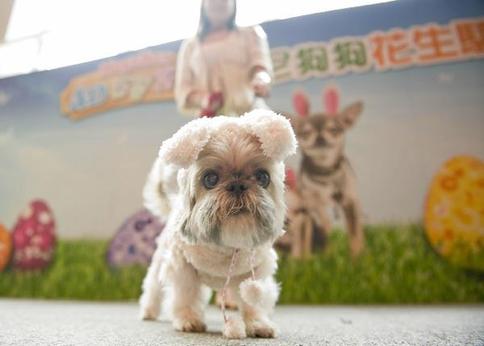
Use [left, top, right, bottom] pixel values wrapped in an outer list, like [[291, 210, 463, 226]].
[[0, 224, 12, 272], [424, 156, 484, 270], [107, 209, 164, 267], [12, 200, 56, 270]]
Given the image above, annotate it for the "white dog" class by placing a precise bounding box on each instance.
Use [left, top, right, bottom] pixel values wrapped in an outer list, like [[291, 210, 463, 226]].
[[139, 110, 297, 339]]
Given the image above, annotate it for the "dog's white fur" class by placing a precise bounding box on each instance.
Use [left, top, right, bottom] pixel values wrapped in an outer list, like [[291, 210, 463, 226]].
[[139, 110, 297, 339]]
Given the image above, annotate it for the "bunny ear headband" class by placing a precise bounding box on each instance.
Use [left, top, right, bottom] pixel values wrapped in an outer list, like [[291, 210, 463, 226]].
[[158, 109, 298, 168], [292, 86, 340, 117]]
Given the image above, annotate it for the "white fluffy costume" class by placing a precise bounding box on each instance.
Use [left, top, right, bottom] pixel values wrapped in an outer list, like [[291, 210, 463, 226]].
[[139, 109, 297, 339]]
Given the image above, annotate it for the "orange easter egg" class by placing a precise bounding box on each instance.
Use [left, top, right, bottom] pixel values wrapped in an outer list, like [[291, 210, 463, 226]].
[[0, 224, 12, 271], [424, 155, 484, 270]]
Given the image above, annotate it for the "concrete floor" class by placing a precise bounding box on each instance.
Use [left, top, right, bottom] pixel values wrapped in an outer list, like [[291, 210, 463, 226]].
[[0, 299, 483, 345]]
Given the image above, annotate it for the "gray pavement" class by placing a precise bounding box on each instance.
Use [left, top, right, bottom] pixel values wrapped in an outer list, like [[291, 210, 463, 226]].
[[0, 299, 483, 345]]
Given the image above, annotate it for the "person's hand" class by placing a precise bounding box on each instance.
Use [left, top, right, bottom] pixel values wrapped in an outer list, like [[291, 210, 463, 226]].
[[251, 70, 271, 98], [200, 92, 224, 118]]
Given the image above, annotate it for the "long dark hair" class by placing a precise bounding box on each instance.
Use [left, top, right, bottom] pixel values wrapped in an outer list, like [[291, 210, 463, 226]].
[[197, 0, 237, 41]]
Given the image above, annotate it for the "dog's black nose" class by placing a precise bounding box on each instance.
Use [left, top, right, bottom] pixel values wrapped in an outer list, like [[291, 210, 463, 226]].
[[227, 181, 248, 196], [316, 136, 327, 146]]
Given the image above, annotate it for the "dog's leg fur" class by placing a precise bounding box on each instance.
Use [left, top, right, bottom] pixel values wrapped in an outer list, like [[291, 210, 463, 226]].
[[302, 215, 313, 259], [315, 204, 333, 238], [233, 279, 278, 338], [169, 255, 207, 333], [341, 197, 364, 257], [290, 213, 304, 258], [215, 288, 239, 310], [139, 246, 164, 320]]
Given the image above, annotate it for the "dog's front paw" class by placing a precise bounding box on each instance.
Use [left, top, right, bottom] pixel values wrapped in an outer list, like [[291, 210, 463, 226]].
[[139, 304, 160, 321], [223, 316, 246, 339], [246, 318, 277, 338], [173, 317, 207, 333]]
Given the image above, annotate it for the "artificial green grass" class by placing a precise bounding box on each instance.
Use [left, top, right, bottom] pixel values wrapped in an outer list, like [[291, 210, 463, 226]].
[[0, 224, 482, 303], [0, 240, 146, 300], [277, 224, 483, 304]]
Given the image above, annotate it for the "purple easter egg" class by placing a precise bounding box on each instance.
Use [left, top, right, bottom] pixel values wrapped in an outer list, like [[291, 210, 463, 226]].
[[12, 199, 56, 270], [107, 209, 164, 267]]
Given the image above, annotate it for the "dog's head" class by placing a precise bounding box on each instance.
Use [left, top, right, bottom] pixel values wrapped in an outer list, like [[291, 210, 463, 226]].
[[288, 87, 363, 167], [156, 110, 297, 249]]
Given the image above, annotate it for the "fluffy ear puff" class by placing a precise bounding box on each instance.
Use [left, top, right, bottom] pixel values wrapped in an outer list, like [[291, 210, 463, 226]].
[[292, 90, 310, 117], [240, 278, 279, 312], [158, 117, 212, 168], [242, 109, 297, 162], [339, 101, 363, 128]]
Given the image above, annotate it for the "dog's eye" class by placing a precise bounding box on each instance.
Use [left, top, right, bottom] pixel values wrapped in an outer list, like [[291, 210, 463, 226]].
[[299, 129, 311, 138], [255, 169, 270, 188], [329, 127, 342, 136], [202, 171, 219, 189]]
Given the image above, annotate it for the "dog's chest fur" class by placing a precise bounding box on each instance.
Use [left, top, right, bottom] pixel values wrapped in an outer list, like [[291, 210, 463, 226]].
[[300, 155, 353, 203], [178, 240, 271, 289]]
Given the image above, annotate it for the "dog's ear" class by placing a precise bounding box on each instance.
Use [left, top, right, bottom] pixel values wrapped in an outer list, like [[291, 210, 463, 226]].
[[242, 109, 297, 161], [158, 117, 212, 168], [339, 101, 363, 129], [323, 86, 339, 115], [293, 90, 310, 117], [276, 110, 300, 132]]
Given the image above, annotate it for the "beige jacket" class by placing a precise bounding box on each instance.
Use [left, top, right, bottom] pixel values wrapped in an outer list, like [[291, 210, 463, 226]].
[[175, 26, 273, 117]]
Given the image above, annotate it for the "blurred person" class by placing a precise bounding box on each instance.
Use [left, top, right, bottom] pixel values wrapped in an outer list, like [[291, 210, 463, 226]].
[[175, 0, 273, 117]]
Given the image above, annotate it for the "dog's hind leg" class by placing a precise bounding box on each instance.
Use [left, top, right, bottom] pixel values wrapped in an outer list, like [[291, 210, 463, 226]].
[[139, 247, 164, 320], [215, 288, 238, 310]]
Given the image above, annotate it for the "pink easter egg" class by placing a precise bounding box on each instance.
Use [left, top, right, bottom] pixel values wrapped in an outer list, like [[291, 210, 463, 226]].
[[12, 199, 56, 270]]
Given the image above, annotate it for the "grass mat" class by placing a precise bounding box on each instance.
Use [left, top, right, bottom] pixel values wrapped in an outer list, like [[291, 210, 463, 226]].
[[1, 225, 482, 303]]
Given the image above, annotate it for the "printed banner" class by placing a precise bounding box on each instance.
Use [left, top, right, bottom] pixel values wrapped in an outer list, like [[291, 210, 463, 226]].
[[272, 17, 484, 83], [59, 17, 484, 119], [60, 51, 176, 120]]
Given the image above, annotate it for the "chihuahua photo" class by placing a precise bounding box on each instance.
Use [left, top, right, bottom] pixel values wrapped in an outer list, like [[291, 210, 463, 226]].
[[288, 87, 365, 257], [139, 110, 297, 339]]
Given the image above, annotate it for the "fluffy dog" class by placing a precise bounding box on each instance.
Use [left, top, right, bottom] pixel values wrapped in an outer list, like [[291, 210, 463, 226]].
[[139, 110, 297, 339]]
